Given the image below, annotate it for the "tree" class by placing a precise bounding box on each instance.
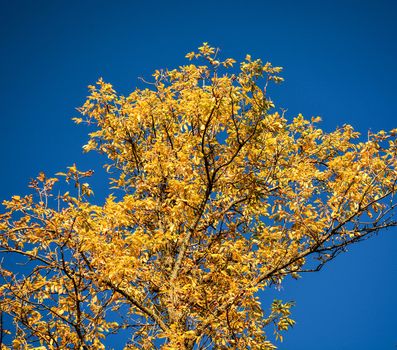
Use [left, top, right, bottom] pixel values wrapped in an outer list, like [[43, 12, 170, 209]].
[[0, 43, 396, 349]]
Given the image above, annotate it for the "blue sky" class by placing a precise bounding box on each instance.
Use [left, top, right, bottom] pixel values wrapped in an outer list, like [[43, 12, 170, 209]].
[[1, 0, 396, 348]]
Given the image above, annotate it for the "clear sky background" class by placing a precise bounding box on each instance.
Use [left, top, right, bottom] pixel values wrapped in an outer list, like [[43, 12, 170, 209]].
[[1, 0, 396, 349]]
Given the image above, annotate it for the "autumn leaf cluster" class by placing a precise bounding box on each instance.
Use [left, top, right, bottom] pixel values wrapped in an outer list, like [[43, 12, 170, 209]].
[[1, 43, 396, 349]]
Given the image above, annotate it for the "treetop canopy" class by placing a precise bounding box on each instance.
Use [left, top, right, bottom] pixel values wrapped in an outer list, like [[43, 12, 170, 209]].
[[1, 43, 396, 349]]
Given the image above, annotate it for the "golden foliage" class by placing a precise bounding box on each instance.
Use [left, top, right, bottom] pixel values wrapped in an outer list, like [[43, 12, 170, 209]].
[[1, 44, 396, 349]]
